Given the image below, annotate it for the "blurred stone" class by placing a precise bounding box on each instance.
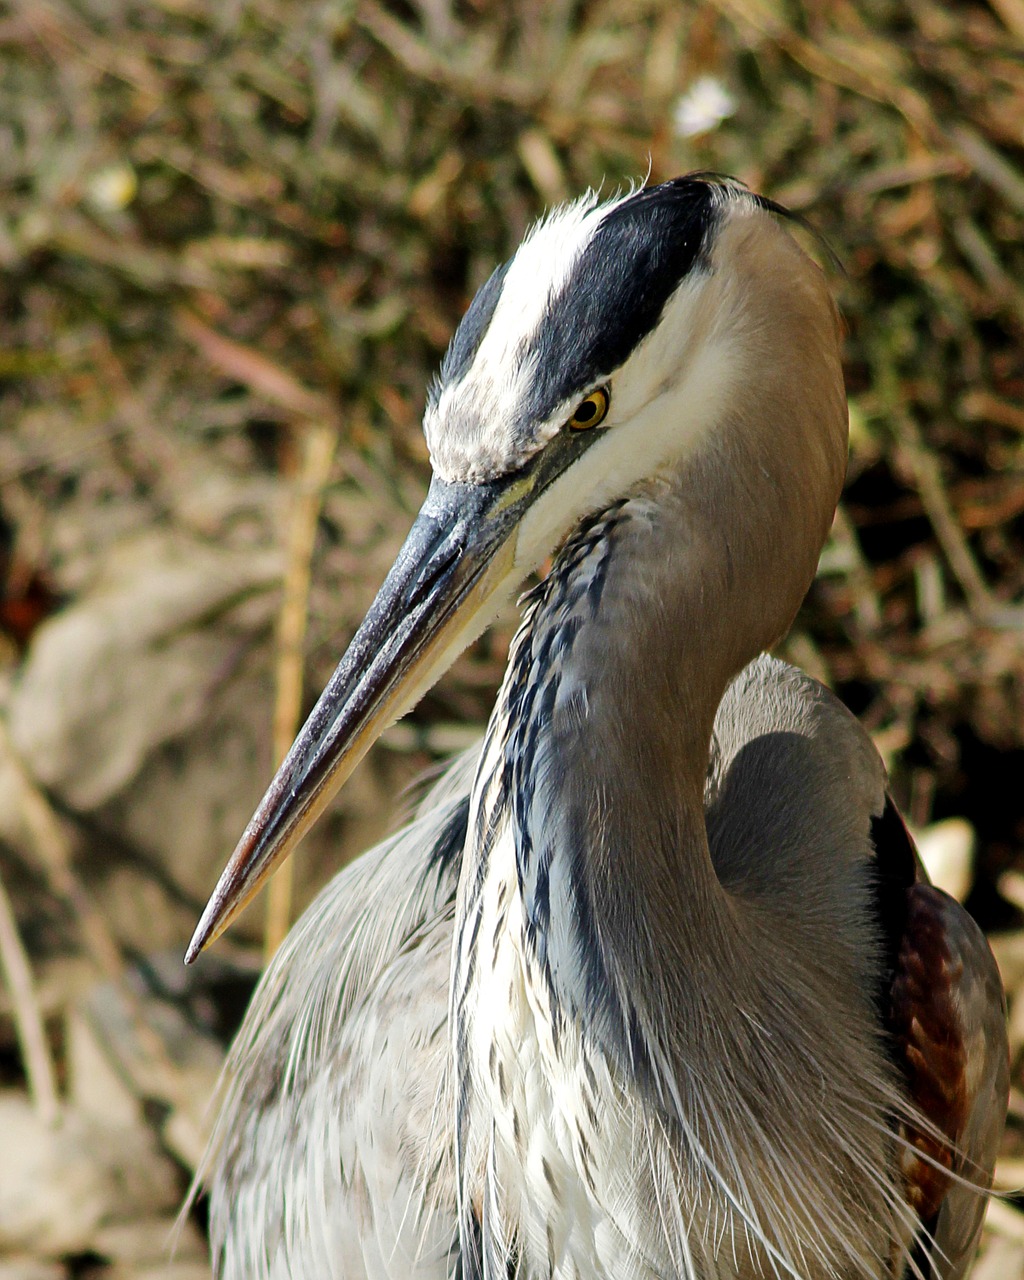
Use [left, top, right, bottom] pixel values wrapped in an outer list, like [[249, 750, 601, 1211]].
[[0, 1261, 66, 1280], [994, 1155, 1024, 1194], [913, 816, 975, 903], [66, 1005, 142, 1127], [85, 863, 205, 960], [163, 1095, 217, 1174], [91, 1267, 211, 1280], [1006, 987, 1024, 1059], [92, 1216, 208, 1265], [78, 979, 223, 1172], [990, 931, 1024, 995], [93, 664, 418, 941], [6, 532, 281, 814], [998, 870, 1024, 915], [91, 649, 276, 912], [0, 1095, 180, 1257], [0, 957, 93, 1044], [971, 1232, 1024, 1280]]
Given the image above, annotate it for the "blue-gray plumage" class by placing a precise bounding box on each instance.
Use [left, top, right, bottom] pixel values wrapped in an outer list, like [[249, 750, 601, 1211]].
[[188, 176, 1008, 1279]]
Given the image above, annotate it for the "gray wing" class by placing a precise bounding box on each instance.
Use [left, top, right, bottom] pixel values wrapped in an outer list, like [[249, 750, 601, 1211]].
[[199, 750, 477, 1280], [880, 814, 1010, 1280], [711, 656, 1008, 1279]]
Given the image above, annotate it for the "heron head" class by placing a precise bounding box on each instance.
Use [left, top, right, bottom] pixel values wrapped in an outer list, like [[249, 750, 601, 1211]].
[[187, 176, 844, 959]]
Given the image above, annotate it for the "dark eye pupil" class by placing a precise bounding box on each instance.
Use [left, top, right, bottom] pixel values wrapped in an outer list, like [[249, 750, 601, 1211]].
[[574, 400, 597, 422]]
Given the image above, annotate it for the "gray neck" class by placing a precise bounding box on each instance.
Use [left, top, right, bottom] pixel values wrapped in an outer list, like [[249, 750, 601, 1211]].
[[486, 455, 908, 1271], [497, 400, 850, 1086]]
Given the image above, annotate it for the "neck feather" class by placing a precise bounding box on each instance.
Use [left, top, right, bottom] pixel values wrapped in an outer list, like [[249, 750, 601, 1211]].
[[480, 475, 911, 1275], [495, 380, 856, 1086]]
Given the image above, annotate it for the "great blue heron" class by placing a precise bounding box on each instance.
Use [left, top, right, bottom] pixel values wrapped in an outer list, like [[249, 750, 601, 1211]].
[[187, 176, 1008, 1280]]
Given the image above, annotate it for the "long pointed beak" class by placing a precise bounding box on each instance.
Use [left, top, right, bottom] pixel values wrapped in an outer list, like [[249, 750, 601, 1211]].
[[185, 470, 541, 962]]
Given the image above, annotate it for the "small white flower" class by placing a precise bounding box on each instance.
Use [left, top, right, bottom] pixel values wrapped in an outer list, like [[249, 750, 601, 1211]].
[[673, 76, 737, 139], [87, 163, 138, 212]]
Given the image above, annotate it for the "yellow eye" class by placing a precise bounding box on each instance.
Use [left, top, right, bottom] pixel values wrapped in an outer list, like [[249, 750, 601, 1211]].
[[567, 386, 610, 431]]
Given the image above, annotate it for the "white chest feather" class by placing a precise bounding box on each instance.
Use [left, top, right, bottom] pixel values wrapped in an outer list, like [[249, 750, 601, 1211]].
[[451, 642, 911, 1280], [457, 822, 723, 1280], [453, 813, 908, 1280]]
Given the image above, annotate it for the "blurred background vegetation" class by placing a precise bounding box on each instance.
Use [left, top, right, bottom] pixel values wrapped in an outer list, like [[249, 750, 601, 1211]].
[[0, 1, 1022, 1276]]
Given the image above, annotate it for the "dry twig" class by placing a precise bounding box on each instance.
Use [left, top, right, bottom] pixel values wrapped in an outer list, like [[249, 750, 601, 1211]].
[[264, 422, 339, 961], [0, 862, 60, 1126]]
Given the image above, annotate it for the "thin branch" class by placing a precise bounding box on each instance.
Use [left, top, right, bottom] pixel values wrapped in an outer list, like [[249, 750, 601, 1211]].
[[0, 718, 122, 980], [0, 862, 60, 1126], [894, 415, 996, 623], [263, 421, 338, 962]]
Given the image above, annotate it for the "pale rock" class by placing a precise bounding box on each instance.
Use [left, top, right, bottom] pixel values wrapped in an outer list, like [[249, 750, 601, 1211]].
[[970, 1233, 1024, 1280], [0, 1260, 67, 1280], [91, 1216, 208, 1265], [914, 816, 975, 903], [97, 1267, 211, 1280], [6, 532, 281, 814], [66, 1005, 142, 1127], [0, 1095, 179, 1257]]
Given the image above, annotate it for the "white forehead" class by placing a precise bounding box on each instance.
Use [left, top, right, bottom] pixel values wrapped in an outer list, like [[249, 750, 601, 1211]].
[[424, 190, 631, 482], [471, 192, 623, 379]]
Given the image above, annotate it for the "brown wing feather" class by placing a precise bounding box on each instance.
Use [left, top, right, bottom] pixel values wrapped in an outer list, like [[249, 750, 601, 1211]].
[[879, 804, 1009, 1279]]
